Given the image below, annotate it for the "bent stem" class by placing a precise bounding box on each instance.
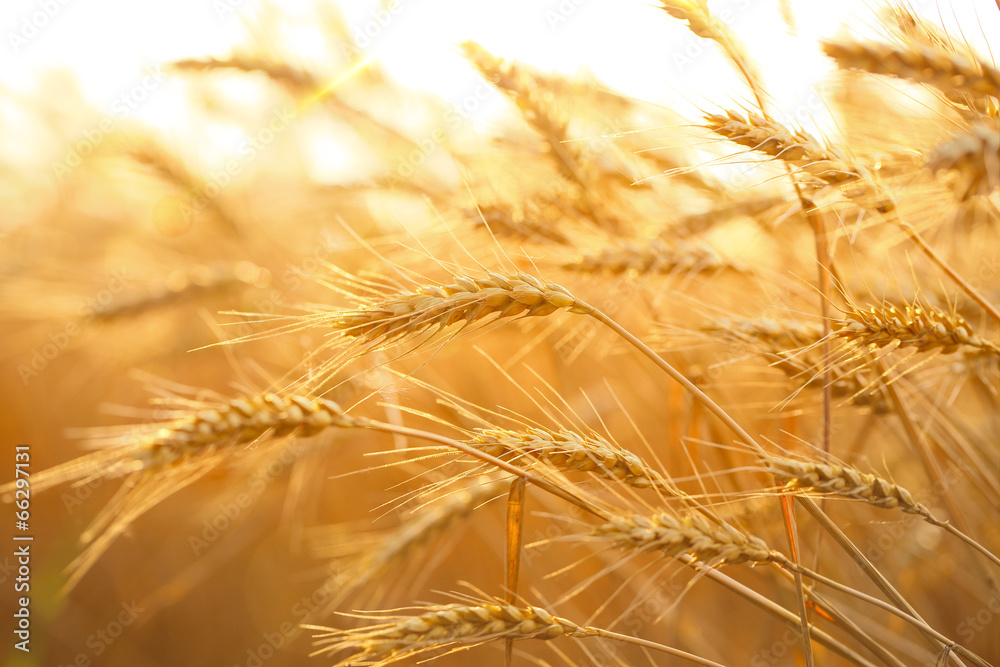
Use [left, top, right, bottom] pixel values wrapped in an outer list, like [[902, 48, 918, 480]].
[[682, 556, 879, 667], [891, 214, 1000, 325], [798, 498, 968, 667], [579, 301, 913, 665], [580, 302, 767, 458], [776, 556, 990, 667], [359, 417, 609, 521], [588, 628, 727, 667], [876, 357, 999, 594], [929, 518, 1000, 570], [781, 577, 909, 667], [356, 415, 884, 665]]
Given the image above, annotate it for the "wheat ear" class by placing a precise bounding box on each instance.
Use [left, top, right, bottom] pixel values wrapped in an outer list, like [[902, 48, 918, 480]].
[[0, 392, 357, 501], [311, 602, 596, 665], [882, 6, 998, 115], [328, 272, 589, 344], [460, 43, 591, 188], [660, 1, 766, 109], [927, 122, 1000, 201], [701, 317, 823, 349], [309, 598, 726, 667], [704, 110, 893, 211], [466, 427, 673, 492], [821, 40, 1000, 100], [700, 319, 888, 410], [591, 509, 774, 565], [315, 480, 509, 617], [833, 298, 999, 355], [92, 262, 264, 321], [767, 457, 1000, 569], [765, 457, 930, 515], [129, 393, 359, 470], [563, 238, 736, 276]]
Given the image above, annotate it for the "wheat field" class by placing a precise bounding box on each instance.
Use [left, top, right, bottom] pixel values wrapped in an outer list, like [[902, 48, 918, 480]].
[[1, 1, 998, 665]]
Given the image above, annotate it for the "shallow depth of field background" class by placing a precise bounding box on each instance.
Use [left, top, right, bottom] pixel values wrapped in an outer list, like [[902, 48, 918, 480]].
[[1, 1, 999, 666]]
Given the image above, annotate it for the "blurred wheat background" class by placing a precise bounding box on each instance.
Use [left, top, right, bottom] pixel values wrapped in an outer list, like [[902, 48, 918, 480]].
[[0, 0, 998, 665]]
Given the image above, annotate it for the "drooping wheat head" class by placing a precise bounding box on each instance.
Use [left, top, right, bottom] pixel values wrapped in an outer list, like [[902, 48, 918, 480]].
[[832, 297, 999, 355], [589, 508, 774, 566], [821, 39, 1000, 101], [465, 427, 673, 492], [310, 601, 596, 665], [764, 456, 931, 516]]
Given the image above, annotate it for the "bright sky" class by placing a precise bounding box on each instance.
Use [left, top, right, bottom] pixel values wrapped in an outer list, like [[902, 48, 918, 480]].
[[1, 0, 997, 174]]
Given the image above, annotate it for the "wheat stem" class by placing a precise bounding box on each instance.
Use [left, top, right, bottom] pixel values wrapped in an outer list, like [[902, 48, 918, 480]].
[[682, 556, 880, 667], [890, 215, 1000, 325], [776, 556, 991, 667]]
